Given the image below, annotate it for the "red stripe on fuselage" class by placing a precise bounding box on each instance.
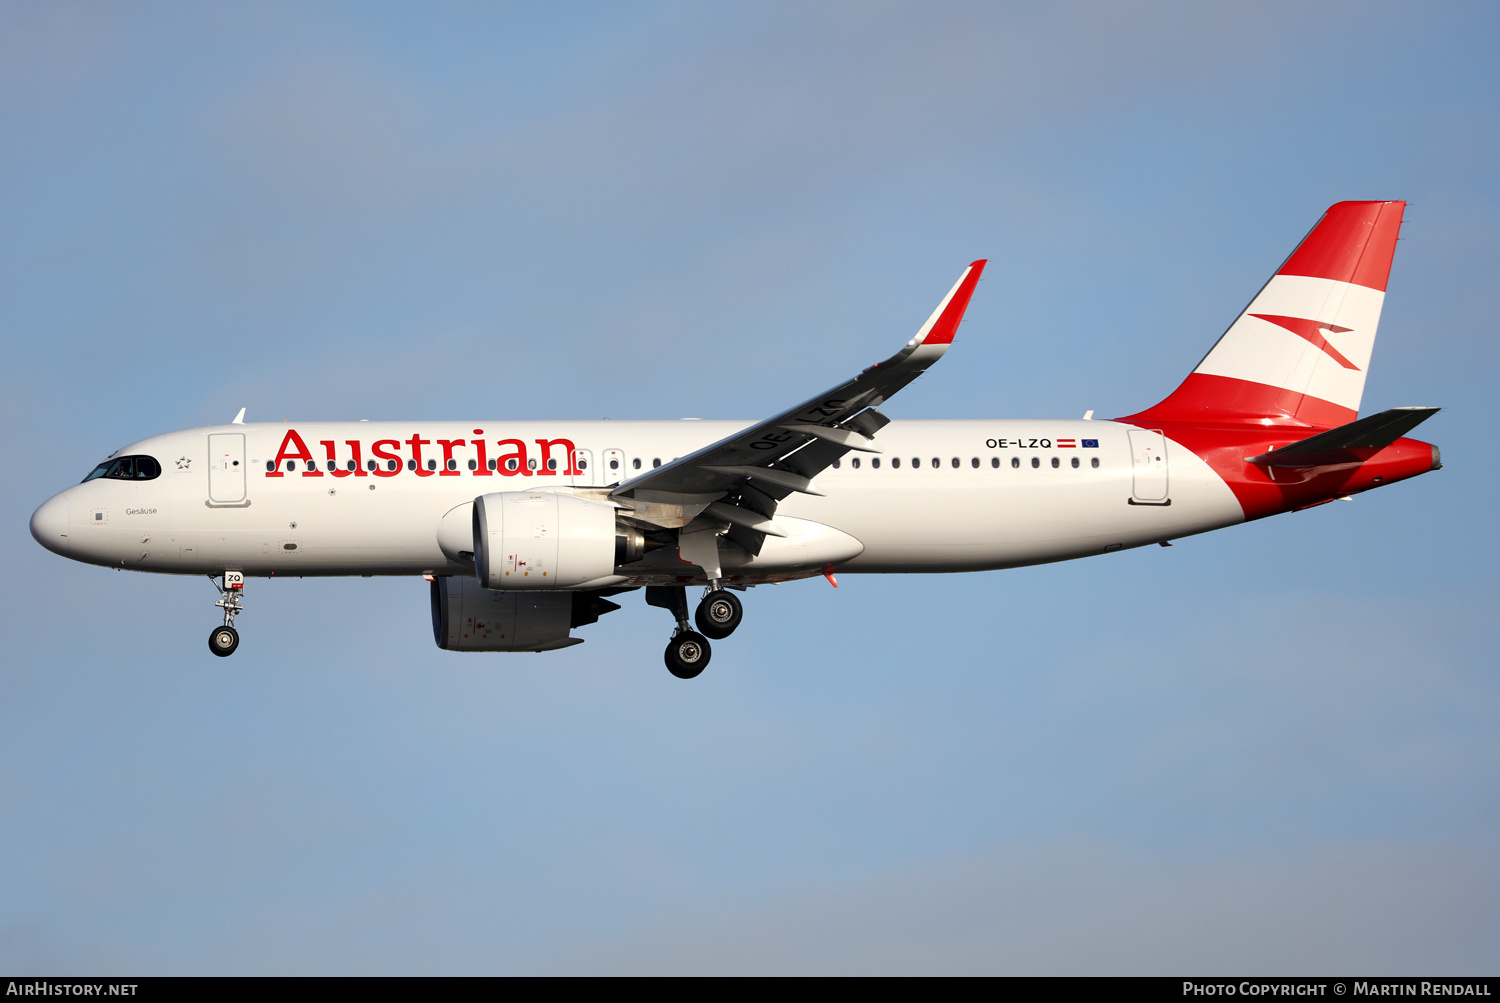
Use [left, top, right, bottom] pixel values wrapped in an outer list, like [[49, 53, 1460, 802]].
[[1118, 418, 1436, 520]]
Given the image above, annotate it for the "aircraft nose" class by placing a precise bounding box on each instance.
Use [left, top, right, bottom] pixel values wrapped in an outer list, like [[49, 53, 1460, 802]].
[[30, 493, 71, 555]]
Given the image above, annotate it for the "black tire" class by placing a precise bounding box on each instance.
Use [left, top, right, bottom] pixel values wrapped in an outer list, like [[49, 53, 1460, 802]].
[[664, 631, 711, 679], [694, 590, 743, 639], [208, 625, 239, 657]]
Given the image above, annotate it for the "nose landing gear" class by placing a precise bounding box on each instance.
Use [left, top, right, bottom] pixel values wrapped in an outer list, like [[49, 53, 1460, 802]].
[[208, 571, 244, 657]]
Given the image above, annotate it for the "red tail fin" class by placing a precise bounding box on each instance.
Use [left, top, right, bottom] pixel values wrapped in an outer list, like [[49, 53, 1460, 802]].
[[1123, 201, 1405, 429]]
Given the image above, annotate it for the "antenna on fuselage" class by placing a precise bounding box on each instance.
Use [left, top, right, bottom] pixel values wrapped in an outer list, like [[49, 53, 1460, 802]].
[[231, 407, 246, 424]]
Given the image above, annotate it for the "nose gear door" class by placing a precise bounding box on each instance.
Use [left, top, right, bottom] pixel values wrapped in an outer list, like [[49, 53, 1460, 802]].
[[208, 433, 246, 504]]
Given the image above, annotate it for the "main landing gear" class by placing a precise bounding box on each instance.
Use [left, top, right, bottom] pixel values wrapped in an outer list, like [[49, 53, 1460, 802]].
[[648, 585, 710, 678], [208, 571, 244, 657], [647, 584, 746, 679], [694, 588, 743, 639], [665, 631, 710, 679]]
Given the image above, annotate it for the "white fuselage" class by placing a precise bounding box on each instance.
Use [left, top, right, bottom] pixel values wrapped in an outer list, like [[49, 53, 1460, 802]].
[[34, 419, 1244, 582]]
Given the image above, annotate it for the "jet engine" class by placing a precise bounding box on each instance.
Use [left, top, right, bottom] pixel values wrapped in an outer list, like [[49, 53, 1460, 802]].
[[430, 576, 623, 651], [471, 491, 645, 590]]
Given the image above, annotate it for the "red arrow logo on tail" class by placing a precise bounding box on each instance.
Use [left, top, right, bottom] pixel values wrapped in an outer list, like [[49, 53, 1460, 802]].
[[1250, 314, 1360, 370]]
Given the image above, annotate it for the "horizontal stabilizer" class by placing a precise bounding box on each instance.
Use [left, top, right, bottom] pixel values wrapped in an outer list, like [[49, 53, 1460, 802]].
[[1247, 407, 1440, 467]]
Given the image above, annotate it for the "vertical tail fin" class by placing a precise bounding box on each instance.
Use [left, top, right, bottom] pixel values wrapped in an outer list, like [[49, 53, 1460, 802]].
[[1125, 201, 1406, 428]]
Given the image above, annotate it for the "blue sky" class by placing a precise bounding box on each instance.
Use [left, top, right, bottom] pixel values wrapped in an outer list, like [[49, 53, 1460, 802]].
[[2, 1, 1496, 974]]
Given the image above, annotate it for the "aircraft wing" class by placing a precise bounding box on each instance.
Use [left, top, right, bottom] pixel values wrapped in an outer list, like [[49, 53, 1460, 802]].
[[610, 260, 987, 539]]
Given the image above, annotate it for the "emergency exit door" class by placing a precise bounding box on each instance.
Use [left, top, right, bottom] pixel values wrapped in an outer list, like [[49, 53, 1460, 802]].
[[602, 448, 627, 486], [572, 449, 594, 486]]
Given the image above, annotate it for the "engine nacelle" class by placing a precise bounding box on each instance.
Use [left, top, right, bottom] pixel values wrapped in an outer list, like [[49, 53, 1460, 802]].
[[472, 491, 642, 589], [430, 576, 624, 652]]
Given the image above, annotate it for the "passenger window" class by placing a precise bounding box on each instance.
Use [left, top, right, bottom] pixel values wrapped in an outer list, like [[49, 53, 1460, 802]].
[[578, 459, 587, 470], [427, 459, 437, 470], [931, 457, 939, 469], [488, 459, 496, 470], [467, 459, 476, 470], [446, 459, 456, 471], [633, 458, 642, 470], [652, 458, 661, 468], [891, 457, 900, 468], [266, 461, 275, 472], [871, 458, 881, 469], [348, 460, 357, 471], [991, 457, 999, 468], [1011, 457, 1020, 469], [970, 457, 978, 468], [852, 457, 861, 469], [1091, 457, 1100, 469], [609, 459, 619, 470], [408, 460, 416, 471], [911, 458, 919, 468], [1031, 457, 1039, 469], [832, 459, 841, 469], [1071, 457, 1079, 468], [506, 459, 518, 471], [388, 459, 398, 471], [369, 460, 377, 471], [549, 459, 558, 471], [1051, 457, 1059, 468], [951, 457, 959, 468]]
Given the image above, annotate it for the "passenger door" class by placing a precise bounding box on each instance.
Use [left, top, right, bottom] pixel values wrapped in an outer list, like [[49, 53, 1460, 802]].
[[207, 433, 246, 504], [1127, 428, 1169, 504]]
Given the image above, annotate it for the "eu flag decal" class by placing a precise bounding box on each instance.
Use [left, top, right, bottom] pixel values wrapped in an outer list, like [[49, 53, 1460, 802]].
[[1081, 439, 1099, 448]]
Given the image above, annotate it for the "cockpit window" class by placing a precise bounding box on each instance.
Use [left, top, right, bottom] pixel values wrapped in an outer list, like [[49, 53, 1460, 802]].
[[82, 455, 162, 482]]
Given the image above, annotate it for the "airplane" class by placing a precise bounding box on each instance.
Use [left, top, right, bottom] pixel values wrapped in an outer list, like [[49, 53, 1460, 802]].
[[29, 200, 1440, 678]]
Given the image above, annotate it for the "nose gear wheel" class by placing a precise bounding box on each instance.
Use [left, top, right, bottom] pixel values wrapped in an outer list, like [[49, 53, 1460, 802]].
[[209, 625, 240, 657]]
